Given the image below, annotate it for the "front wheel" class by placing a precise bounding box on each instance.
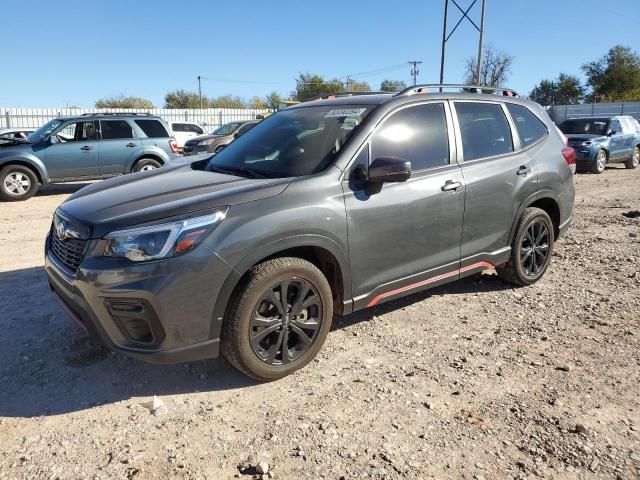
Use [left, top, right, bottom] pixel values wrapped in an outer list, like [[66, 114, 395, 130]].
[[132, 158, 162, 173], [625, 146, 639, 169], [591, 149, 607, 174], [0, 165, 39, 201], [221, 257, 333, 381], [497, 207, 555, 286]]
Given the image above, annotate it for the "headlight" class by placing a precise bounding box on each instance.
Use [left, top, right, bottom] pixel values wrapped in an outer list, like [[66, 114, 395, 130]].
[[103, 209, 227, 261]]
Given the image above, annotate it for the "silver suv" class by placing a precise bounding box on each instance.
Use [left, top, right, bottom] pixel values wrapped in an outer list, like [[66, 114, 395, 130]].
[[45, 85, 575, 380], [0, 113, 179, 201]]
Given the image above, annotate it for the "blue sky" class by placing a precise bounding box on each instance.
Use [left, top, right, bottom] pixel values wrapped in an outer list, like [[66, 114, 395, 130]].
[[1, 0, 639, 107]]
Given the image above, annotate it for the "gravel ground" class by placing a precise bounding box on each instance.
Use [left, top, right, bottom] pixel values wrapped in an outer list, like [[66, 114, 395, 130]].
[[0, 167, 639, 480]]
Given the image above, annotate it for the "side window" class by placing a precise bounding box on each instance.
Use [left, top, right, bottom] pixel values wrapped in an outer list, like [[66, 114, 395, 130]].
[[455, 102, 514, 161], [135, 119, 170, 138], [506, 104, 547, 148], [370, 103, 450, 171], [100, 120, 134, 140], [237, 123, 254, 135], [609, 119, 621, 134], [172, 123, 186, 132], [189, 124, 204, 134], [56, 121, 96, 142]]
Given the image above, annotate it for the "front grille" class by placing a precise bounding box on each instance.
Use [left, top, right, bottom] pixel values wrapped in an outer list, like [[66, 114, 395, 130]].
[[49, 213, 89, 274]]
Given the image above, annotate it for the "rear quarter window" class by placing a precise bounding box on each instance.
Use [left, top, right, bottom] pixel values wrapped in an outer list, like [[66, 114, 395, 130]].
[[135, 119, 170, 138], [455, 102, 514, 161], [506, 104, 548, 148]]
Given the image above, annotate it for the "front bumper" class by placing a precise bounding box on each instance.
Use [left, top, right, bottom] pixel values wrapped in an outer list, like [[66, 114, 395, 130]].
[[182, 144, 213, 156], [45, 240, 237, 364]]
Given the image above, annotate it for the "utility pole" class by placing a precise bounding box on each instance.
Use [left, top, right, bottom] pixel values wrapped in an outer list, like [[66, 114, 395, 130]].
[[345, 76, 352, 91], [197, 75, 203, 109], [439, 0, 448, 91], [408, 60, 422, 86], [475, 0, 487, 86]]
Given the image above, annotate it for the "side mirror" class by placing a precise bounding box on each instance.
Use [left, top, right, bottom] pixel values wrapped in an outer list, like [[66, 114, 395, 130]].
[[607, 130, 616, 137], [49, 135, 58, 144], [368, 157, 411, 184]]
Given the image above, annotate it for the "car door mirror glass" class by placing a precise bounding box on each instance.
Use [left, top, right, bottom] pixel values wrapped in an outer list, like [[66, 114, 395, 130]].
[[49, 135, 58, 144], [368, 157, 411, 183]]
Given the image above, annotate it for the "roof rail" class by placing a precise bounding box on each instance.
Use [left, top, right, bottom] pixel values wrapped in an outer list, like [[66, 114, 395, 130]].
[[394, 84, 519, 97], [80, 112, 153, 116], [302, 91, 390, 102]]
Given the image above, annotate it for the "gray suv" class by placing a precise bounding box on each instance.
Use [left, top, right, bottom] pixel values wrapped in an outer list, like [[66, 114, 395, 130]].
[[0, 113, 179, 201], [45, 85, 575, 381]]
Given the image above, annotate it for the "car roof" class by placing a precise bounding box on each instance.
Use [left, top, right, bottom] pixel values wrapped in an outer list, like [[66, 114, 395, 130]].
[[54, 113, 164, 121]]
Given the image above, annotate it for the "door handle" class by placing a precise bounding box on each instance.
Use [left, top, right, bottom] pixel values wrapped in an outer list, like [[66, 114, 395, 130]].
[[80, 145, 92, 151], [126, 142, 137, 148], [517, 165, 531, 176], [441, 179, 463, 191]]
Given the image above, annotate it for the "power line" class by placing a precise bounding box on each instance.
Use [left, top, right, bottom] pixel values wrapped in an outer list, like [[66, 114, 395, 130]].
[[408, 60, 423, 86]]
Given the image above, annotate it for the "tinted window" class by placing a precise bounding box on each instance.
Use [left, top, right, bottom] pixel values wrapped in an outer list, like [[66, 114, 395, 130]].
[[371, 103, 450, 171], [237, 123, 255, 135], [456, 102, 514, 160], [135, 119, 169, 138], [609, 119, 622, 134], [189, 124, 204, 134], [101, 120, 133, 140], [212, 122, 243, 135], [172, 123, 187, 132], [506, 104, 547, 147], [558, 118, 608, 135]]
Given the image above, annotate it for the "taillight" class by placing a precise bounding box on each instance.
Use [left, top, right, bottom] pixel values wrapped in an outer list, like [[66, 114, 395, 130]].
[[169, 139, 178, 154], [562, 146, 576, 174]]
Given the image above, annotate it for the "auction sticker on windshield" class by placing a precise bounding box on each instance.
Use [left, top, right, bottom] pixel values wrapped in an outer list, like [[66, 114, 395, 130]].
[[324, 108, 367, 118]]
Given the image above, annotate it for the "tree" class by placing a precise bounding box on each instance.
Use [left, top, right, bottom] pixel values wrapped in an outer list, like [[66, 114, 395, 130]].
[[210, 95, 246, 109], [95, 95, 154, 109], [380, 80, 407, 92], [582, 45, 640, 102], [464, 45, 514, 87], [529, 73, 584, 105], [248, 96, 269, 109], [291, 73, 345, 101], [164, 89, 202, 108], [264, 91, 282, 110], [346, 80, 371, 92]]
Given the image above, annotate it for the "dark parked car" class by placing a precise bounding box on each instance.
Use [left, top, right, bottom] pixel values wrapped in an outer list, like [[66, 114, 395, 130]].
[[182, 120, 258, 156], [0, 113, 179, 201], [45, 85, 575, 380], [558, 115, 640, 173]]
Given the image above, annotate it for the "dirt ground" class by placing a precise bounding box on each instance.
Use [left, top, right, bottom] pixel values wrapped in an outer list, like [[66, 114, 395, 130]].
[[0, 167, 639, 480]]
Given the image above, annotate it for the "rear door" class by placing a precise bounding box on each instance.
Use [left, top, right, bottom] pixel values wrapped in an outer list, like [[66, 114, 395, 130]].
[[43, 120, 100, 180], [343, 101, 466, 308], [607, 119, 625, 159], [452, 101, 539, 263], [98, 119, 143, 175]]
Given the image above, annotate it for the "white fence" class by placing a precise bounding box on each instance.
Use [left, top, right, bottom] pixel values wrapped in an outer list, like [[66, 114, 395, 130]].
[[0, 107, 271, 130]]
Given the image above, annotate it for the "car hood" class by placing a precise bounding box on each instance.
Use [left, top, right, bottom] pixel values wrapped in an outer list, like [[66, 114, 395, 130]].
[[186, 134, 226, 144], [59, 162, 290, 238], [0, 141, 31, 151]]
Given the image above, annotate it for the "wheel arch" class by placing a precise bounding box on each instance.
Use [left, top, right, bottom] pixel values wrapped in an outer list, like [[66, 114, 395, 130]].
[[209, 235, 352, 340], [509, 191, 561, 243], [0, 158, 46, 184], [130, 154, 164, 172]]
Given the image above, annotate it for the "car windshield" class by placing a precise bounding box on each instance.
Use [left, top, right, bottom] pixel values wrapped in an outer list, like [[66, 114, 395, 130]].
[[27, 119, 66, 143], [559, 119, 608, 135], [212, 122, 243, 136], [205, 104, 372, 178]]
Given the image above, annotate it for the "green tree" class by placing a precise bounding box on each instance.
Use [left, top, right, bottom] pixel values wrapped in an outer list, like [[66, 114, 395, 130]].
[[380, 80, 407, 92], [529, 73, 584, 105], [95, 95, 155, 109], [164, 89, 202, 108], [291, 73, 345, 101], [582, 45, 640, 102], [346, 79, 371, 92], [264, 91, 282, 110], [210, 95, 246, 108], [464, 45, 514, 87], [248, 96, 269, 109]]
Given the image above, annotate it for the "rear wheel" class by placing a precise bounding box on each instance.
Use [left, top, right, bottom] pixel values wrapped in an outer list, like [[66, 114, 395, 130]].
[[625, 146, 639, 169], [497, 207, 554, 286], [0, 165, 38, 201], [591, 149, 607, 174], [221, 257, 333, 381], [132, 158, 162, 173]]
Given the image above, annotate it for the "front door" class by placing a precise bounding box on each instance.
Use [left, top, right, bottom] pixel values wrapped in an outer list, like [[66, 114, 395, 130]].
[[44, 120, 100, 180], [98, 119, 143, 175], [343, 101, 465, 309]]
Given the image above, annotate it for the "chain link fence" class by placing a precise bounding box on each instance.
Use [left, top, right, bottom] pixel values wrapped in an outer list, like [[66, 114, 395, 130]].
[[546, 102, 640, 124]]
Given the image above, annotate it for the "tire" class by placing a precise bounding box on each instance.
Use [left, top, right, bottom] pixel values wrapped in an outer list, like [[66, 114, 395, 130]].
[[221, 257, 333, 381], [0, 164, 39, 201], [497, 207, 555, 287], [625, 146, 639, 169], [132, 158, 162, 173], [591, 149, 607, 174]]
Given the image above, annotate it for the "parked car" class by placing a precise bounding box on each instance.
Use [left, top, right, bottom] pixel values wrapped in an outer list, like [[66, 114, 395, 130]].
[[45, 86, 575, 381], [0, 127, 37, 140], [558, 115, 640, 173], [182, 120, 258, 156], [169, 121, 209, 150], [0, 113, 179, 201]]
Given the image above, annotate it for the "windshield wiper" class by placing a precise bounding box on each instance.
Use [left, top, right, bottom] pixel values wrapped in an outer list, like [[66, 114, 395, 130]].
[[210, 165, 270, 179]]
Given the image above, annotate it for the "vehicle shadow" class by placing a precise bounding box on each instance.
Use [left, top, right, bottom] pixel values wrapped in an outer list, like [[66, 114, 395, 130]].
[[0, 266, 510, 418], [36, 182, 92, 197]]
